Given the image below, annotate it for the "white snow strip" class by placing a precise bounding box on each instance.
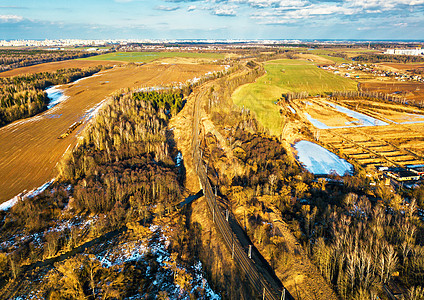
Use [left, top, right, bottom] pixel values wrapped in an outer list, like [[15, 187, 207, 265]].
[[82, 98, 108, 122], [304, 113, 331, 129], [0, 178, 55, 211], [72, 73, 101, 84], [287, 105, 296, 114], [294, 140, 353, 176], [45, 86, 70, 109]]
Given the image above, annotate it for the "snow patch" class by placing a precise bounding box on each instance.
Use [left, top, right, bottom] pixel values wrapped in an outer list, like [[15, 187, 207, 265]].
[[45, 86, 69, 109], [287, 105, 296, 114], [294, 140, 353, 176], [0, 178, 55, 211]]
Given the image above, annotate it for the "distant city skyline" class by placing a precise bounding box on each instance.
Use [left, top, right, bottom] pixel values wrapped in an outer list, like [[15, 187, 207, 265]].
[[1, 0, 424, 40]]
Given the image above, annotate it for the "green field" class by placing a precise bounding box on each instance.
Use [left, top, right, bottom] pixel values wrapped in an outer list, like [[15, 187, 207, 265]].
[[317, 54, 349, 63], [232, 59, 358, 136], [80, 51, 225, 63]]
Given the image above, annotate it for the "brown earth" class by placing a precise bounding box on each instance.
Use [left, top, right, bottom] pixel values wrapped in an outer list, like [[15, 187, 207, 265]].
[[378, 62, 424, 71], [295, 54, 336, 66], [0, 63, 224, 203], [360, 80, 424, 104], [278, 97, 424, 169], [0, 60, 119, 77]]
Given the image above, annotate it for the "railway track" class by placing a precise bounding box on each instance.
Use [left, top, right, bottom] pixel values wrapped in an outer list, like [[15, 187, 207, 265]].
[[191, 85, 293, 300]]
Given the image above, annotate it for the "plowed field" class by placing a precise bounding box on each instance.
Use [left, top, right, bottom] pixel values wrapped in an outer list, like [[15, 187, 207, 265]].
[[0, 63, 224, 203]]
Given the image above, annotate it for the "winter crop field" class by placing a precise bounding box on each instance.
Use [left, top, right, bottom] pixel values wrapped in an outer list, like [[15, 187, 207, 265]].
[[80, 51, 226, 63], [231, 58, 357, 136]]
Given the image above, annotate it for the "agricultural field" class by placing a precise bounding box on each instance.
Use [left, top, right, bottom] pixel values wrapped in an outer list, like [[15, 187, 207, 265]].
[[0, 60, 117, 78], [79, 51, 226, 63], [283, 96, 424, 170], [0, 62, 224, 203], [232, 58, 357, 136], [378, 62, 424, 72], [360, 80, 424, 104]]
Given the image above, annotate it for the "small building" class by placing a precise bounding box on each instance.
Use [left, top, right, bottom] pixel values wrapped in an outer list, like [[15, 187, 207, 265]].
[[386, 168, 420, 182], [407, 165, 424, 177]]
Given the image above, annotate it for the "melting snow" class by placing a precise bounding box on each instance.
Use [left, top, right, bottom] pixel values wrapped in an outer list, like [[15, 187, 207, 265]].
[[287, 105, 296, 114], [0, 178, 55, 211], [45, 86, 69, 109], [294, 140, 353, 176]]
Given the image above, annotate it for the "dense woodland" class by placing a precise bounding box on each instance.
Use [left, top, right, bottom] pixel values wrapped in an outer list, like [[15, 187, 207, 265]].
[[0, 49, 98, 72], [354, 54, 424, 63], [0, 90, 207, 299], [0, 66, 106, 126], [201, 66, 424, 299]]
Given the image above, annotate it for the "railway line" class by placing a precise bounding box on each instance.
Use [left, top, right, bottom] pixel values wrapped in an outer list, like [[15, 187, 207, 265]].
[[191, 85, 293, 300]]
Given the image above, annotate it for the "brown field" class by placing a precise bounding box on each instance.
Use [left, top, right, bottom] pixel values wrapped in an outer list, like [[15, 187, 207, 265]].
[[295, 54, 336, 65], [0, 60, 119, 77], [319, 123, 424, 169], [361, 80, 424, 104], [0, 63, 224, 203], [378, 62, 424, 72]]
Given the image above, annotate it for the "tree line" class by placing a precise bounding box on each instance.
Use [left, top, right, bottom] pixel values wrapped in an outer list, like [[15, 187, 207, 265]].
[[0, 66, 106, 126], [354, 54, 424, 63], [0, 90, 186, 288], [0, 49, 98, 72]]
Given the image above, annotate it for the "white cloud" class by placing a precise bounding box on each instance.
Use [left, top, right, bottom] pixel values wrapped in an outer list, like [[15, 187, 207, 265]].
[[213, 5, 238, 16], [188, 5, 197, 11], [0, 15, 24, 23], [155, 5, 180, 11]]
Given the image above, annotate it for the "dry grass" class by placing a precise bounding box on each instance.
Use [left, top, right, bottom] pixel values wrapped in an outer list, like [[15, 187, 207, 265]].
[[295, 54, 337, 65], [0, 63, 224, 203]]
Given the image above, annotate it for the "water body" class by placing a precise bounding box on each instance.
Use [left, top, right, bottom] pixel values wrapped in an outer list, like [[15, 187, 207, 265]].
[[329, 102, 389, 126], [294, 140, 353, 176], [305, 102, 389, 129]]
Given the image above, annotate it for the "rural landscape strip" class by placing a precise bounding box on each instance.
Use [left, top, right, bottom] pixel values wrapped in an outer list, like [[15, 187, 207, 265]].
[[191, 71, 292, 299], [1, 43, 424, 299]]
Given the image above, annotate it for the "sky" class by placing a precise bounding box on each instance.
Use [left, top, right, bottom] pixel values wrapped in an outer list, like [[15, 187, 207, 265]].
[[0, 0, 424, 40]]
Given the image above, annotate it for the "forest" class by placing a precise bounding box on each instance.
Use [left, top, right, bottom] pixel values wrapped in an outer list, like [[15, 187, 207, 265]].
[[0, 49, 98, 72], [0, 66, 106, 126], [354, 54, 424, 63], [0, 90, 203, 299], [200, 63, 424, 299]]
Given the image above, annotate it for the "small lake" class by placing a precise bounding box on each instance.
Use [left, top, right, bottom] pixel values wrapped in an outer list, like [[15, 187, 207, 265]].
[[294, 140, 353, 176]]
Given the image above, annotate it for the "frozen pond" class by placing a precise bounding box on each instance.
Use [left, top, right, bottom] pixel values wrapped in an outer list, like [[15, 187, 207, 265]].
[[304, 113, 331, 129], [329, 102, 388, 126], [305, 101, 389, 129], [294, 140, 353, 175], [45, 86, 69, 109]]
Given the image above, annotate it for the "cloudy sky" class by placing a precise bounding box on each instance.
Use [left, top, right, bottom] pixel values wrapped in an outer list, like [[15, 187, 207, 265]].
[[1, 0, 423, 40]]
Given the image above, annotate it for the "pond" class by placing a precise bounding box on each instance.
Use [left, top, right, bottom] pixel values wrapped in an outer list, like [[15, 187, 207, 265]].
[[293, 140, 353, 176]]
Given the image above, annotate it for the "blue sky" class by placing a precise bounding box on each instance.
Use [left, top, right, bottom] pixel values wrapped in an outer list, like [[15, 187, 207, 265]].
[[1, 0, 423, 40]]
